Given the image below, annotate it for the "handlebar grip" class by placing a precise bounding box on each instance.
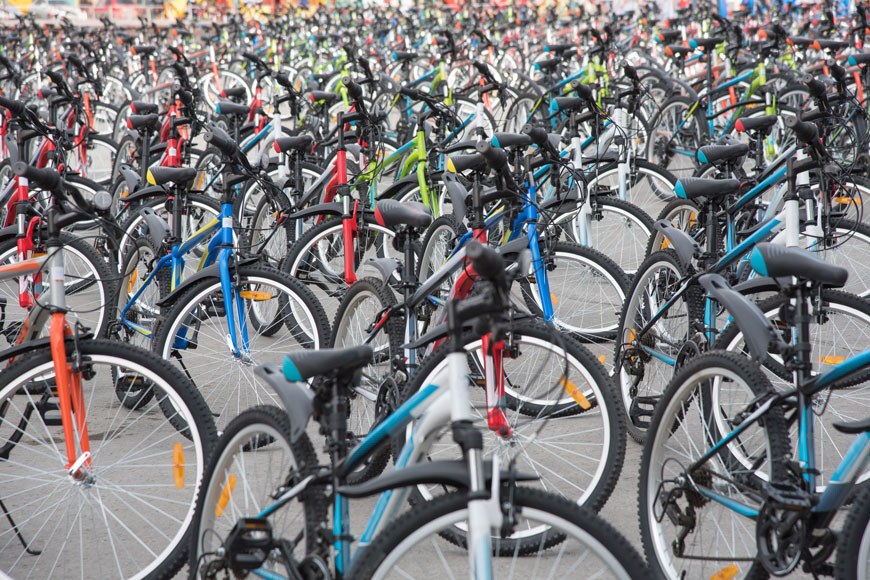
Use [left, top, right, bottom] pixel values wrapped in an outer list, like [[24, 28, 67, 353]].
[[399, 86, 422, 99], [523, 124, 549, 147], [342, 76, 363, 101], [45, 69, 67, 88], [848, 53, 870, 66], [0, 95, 25, 116], [446, 153, 486, 173], [465, 240, 505, 284], [242, 51, 259, 62], [203, 129, 238, 157], [801, 74, 827, 99], [830, 64, 847, 82], [574, 82, 594, 101], [12, 162, 61, 192], [475, 141, 508, 171], [784, 115, 820, 146]]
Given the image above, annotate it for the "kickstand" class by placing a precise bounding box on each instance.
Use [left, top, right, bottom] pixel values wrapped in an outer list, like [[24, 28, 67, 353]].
[[0, 497, 41, 555]]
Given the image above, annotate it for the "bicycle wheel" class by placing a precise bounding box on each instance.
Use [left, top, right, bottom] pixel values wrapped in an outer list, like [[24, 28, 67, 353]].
[[813, 218, 870, 298], [645, 197, 703, 257], [394, 319, 625, 514], [615, 248, 703, 442], [0, 339, 216, 579], [237, 191, 293, 267], [515, 241, 629, 343], [113, 236, 171, 409], [152, 264, 329, 432], [647, 96, 706, 184], [639, 351, 791, 580], [715, 289, 870, 493], [0, 232, 115, 343], [117, 193, 220, 269], [330, 277, 403, 483], [584, 159, 678, 225], [349, 487, 648, 580], [567, 197, 655, 275], [836, 484, 870, 580], [280, 216, 396, 320], [189, 406, 326, 579]]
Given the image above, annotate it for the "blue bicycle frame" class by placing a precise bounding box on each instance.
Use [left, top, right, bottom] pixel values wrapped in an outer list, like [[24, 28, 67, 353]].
[[119, 203, 252, 357], [250, 380, 445, 577]]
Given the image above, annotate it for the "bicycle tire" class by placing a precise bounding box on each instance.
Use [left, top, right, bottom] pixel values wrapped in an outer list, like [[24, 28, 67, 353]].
[[188, 405, 326, 579], [0, 339, 217, 580], [639, 351, 790, 580], [615, 248, 704, 443], [836, 483, 870, 580], [329, 277, 403, 484], [0, 232, 115, 342], [393, 319, 625, 519], [350, 487, 648, 579], [515, 240, 629, 342], [152, 263, 329, 432]]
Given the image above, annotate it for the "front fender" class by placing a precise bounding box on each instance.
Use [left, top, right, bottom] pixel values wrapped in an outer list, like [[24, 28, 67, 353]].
[[362, 258, 401, 284], [335, 459, 537, 498], [290, 202, 343, 220], [699, 273, 786, 361], [376, 172, 420, 201], [254, 363, 313, 443], [653, 219, 701, 266], [137, 206, 171, 251], [155, 255, 261, 307]]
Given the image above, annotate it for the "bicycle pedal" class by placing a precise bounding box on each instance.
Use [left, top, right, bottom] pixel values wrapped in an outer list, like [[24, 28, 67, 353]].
[[203, 303, 227, 317], [115, 375, 150, 393], [40, 402, 63, 426], [225, 518, 274, 571], [629, 395, 659, 429], [766, 482, 813, 511]]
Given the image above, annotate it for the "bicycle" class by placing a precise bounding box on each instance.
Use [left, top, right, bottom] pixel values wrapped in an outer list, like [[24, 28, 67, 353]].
[[638, 242, 870, 579], [188, 240, 646, 580], [0, 162, 217, 580]]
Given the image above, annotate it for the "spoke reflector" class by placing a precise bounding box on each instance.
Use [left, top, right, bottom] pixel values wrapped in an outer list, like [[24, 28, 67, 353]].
[[239, 291, 274, 301], [216, 474, 236, 517], [819, 355, 846, 365], [173, 443, 185, 489], [710, 565, 739, 580], [127, 268, 138, 294], [560, 376, 591, 410]]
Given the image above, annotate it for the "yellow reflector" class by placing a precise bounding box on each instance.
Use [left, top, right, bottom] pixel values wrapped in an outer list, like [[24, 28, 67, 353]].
[[215, 474, 236, 517], [819, 355, 846, 365], [239, 290, 274, 301], [560, 376, 591, 410], [661, 238, 671, 249], [146, 169, 156, 186], [195, 171, 206, 191], [127, 268, 138, 294], [710, 565, 739, 580], [446, 158, 456, 173], [834, 197, 861, 205], [120, 187, 129, 198], [550, 291, 558, 306], [598, 355, 607, 364], [173, 443, 185, 489]]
